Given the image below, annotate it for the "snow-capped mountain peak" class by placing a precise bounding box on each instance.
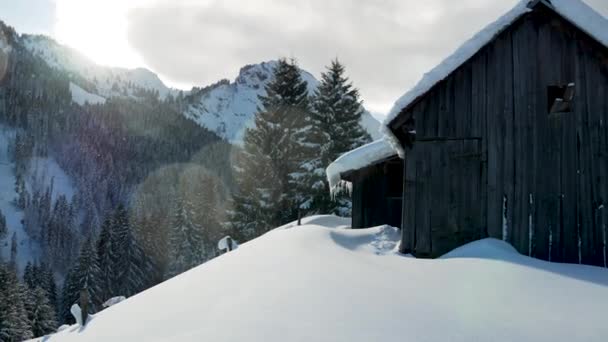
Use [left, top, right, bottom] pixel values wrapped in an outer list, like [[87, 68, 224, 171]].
[[184, 60, 379, 144]]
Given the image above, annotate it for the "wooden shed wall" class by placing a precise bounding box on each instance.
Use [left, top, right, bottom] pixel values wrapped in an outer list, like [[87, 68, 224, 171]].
[[350, 158, 403, 229], [400, 7, 608, 266]]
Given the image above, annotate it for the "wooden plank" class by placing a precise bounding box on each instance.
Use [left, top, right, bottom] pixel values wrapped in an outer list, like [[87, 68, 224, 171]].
[[485, 39, 507, 240], [534, 22, 557, 261], [512, 18, 533, 255], [412, 143, 428, 256], [463, 139, 482, 242], [402, 153, 417, 253], [501, 30, 516, 247], [573, 37, 596, 265], [582, 43, 603, 266], [560, 31, 580, 263], [430, 140, 447, 257]]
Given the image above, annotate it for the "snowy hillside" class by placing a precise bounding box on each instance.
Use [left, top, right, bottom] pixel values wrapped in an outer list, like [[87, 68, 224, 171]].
[[17, 33, 381, 143], [21, 35, 175, 100], [0, 126, 75, 272], [38, 216, 608, 341], [184, 61, 381, 143], [0, 127, 31, 270]]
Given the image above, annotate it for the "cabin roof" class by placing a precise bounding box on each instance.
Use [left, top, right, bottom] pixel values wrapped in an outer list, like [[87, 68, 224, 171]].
[[382, 0, 608, 157], [326, 139, 397, 194]]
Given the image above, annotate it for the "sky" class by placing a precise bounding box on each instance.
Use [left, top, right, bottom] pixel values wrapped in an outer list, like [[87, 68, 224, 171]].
[[1, 0, 608, 117]]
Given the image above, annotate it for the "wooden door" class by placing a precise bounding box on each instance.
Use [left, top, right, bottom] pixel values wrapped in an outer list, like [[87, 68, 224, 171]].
[[403, 139, 484, 257]]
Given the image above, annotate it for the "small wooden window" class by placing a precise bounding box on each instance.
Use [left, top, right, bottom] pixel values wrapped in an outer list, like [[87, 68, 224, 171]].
[[548, 83, 575, 114]]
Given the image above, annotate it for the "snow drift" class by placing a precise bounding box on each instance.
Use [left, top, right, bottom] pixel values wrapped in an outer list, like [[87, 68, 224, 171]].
[[35, 215, 608, 341]]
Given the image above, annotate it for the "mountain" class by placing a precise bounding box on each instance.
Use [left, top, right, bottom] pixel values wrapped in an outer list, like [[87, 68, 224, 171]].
[[183, 61, 381, 143], [21, 35, 381, 144], [22, 35, 175, 100], [36, 216, 608, 341]]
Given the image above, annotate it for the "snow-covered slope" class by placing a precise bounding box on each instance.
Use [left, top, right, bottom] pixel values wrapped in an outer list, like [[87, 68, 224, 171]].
[[21, 35, 175, 100], [0, 126, 76, 272], [185, 61, 381, 143], [0, 127, 32, 270], [39, 216, 608, 341]]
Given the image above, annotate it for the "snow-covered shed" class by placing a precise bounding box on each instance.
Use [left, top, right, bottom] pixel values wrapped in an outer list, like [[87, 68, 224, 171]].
[[381, 0, 608, 265], [327, 139, 403, 228]]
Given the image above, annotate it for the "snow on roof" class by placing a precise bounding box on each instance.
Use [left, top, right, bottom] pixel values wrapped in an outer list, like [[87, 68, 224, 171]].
[[326, 139, 397, 195], [36, 216, 608, 342], [382, 0, 608, 157]]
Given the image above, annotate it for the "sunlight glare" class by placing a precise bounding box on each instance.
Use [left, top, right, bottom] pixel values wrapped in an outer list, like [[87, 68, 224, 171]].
[[54, 0, 149, 68]]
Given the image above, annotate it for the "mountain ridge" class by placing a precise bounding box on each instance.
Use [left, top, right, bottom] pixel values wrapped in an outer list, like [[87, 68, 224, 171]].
[[15, 30, 380, 143]]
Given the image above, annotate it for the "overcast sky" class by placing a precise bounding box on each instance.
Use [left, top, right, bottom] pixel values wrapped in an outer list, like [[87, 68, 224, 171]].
[[1, 0, 608, 116]]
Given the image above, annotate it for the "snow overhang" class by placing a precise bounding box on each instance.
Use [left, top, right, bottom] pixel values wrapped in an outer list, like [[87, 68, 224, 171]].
[[326, 139, 397, 196]]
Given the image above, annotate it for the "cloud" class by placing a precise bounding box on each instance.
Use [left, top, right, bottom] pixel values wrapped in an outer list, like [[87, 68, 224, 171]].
[[127, 0, 608, 114], [0, 0, 56, 35]]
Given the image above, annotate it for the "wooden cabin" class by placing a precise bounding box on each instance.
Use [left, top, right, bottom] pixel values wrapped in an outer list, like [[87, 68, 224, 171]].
[[327, 139, 403, 228], [383, 0, 608, 266]]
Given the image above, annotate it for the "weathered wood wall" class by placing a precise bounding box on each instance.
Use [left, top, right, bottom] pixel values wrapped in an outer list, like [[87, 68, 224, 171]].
[[349, 158, 403, 229], [399, 6, 608, 266]]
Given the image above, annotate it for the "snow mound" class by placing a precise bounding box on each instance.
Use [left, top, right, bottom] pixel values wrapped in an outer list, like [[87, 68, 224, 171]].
[[102, 297, 126, 309], [441, 238, 521, 260], [36, 216, 608, 342], [382, 0, 608, 157], [326, 139, 396, 194]]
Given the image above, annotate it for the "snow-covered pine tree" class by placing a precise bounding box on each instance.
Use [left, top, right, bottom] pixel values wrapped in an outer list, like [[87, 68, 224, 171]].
[[307, 59, 372, 215], [60, 237, 102, 324], [167, 196, 205, 278], [96, 216, 114, 303], [23, 262, 35, 288], [9, 232, 17, 269], [229, 58, 312, 239], [25, 286, 58, 338], [24, 262, 59, 317], [38, 262, 59, 315], [0, 209, 7, 240], [110, 205, 148, 297], [0, 263, 33, 341]]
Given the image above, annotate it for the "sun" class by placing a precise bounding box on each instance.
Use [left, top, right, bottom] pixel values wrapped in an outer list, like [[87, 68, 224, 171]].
[[53, 0, 147, 69]]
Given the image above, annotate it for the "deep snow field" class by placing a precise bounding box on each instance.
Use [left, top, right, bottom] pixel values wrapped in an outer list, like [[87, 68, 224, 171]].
[[35, 215, 608, 342]]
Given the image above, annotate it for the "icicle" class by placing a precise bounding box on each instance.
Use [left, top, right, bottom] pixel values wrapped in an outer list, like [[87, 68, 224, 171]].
[[528, 193, 534, 256], [600, 204, 606, 268], [603, 224, 607, 268], [502, 195, 508, 242], [548, 227, 553, 262], [578, 224, 582, 265]]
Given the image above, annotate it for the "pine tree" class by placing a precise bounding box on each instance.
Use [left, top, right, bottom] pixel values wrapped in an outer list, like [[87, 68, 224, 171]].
[[23, 262, 35, 288], [25, 286, 58, 337], [9, 232, 17, 269], [60, 237, 101, 324], [307, 59, 372, 215], [24, 262, 59, 317], [96, 216, 114, 303], [0, 263, 33, 341], [229, 58, 312, 240], [110, 205, 148, 297], [0, 209, 7, 240], [38, 262, 58, 314], [167, 197, 205, 278]]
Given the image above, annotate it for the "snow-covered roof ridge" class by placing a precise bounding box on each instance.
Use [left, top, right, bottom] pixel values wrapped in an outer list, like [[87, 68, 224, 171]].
[[382, 0, 608, 157], [326, 139, 397, 194]]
